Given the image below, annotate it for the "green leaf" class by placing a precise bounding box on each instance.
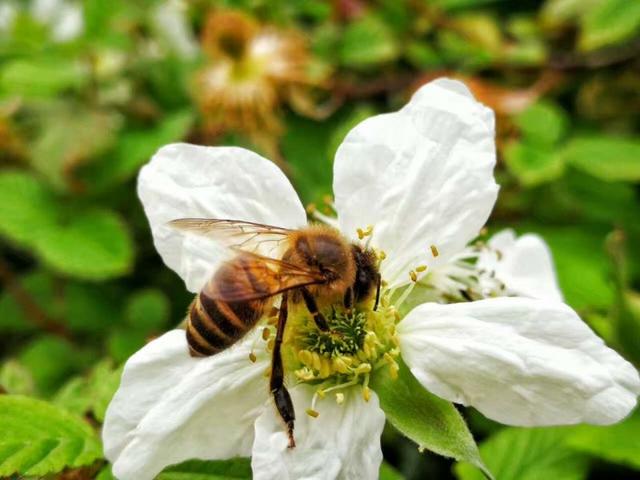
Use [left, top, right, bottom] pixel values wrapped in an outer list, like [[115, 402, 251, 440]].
[[405, 42, 443, 69], [0, 395, 102, 477], [0, 173, 133, 280], [0, 58, 88, 98], [84, 110, 194, 189], [35, 209, 134, 280], [157, 458, 252, 480], [540, 0, 600, 29], [108, 328, 148, 363], [380, 461, 405, 480], [53, 359, 123, 423], [566, 410, 640, 470], [282, 114, 334, 204], [64, 282, 124, 334], [30, 107, 122, 191], [561, 136, 640, 182], [618, 291, 640, 364], [19, 336, 93, 396], [0, 360, 35, 395], [97, 464, 117, 480], [579, 0, 640, 51], [86, 360, 124, 423], [455, 427, 589, 480], [340, 15, 399, 68], [52, 377, 94, 418], [0, 271, 58, 333], [0, 171, 59, 247], [125, 288, 171, 331], [370, 360, 491, 478], [514, 101, 569, 146], [535, 227, 614, 310], [503, 142, 565, 187]]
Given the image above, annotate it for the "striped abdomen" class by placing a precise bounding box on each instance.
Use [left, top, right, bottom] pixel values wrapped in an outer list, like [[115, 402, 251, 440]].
[[186, 256, 269, 357]]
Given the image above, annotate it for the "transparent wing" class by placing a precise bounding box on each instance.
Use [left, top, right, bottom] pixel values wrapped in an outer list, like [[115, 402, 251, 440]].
[[168, 218, 293, 257], [204, 251, 325, 302]]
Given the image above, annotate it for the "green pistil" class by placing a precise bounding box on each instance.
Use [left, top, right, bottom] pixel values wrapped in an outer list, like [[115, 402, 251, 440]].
[[303, 310, 367, 357]]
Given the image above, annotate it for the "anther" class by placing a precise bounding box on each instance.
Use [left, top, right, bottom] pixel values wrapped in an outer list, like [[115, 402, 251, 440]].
[[430, 245, 439, 257], [415, 265, 427, 273], [262, 327, 271, 341], [389, 362, 399, 380], [355, 363, 372, 375], [362, 386, 371, 402], [410, 270, 418, 282], [306, 203, 317, 214], [335, 393, 345, 405], [319, 357, 332, 378], [378, 250, 387, 261], [267, 339, 275, 352], [312, 352, 322, 371], [249, 352, 257, 363], [306, 409, 320, 418]]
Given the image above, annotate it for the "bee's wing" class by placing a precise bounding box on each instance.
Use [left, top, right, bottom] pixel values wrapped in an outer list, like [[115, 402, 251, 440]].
[[167, 218, 293, 257], [204, 251, 325, 302]]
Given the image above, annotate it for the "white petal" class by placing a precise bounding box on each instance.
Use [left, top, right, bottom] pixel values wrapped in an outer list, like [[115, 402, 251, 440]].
[[103, 330, 270, 480], [333, 78, 498, 288], [138, 143, 307, 292], [251, 385, 385, 480], [479, 229, 563, 301], [398, 297, 640, 426]]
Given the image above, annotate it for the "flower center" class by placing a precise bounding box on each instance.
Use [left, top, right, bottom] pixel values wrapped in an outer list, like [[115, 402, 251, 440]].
[[280, 295, 400, 413]]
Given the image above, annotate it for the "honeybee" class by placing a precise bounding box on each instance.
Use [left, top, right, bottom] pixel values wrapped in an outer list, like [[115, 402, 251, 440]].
[[169, 218, 381, 448]]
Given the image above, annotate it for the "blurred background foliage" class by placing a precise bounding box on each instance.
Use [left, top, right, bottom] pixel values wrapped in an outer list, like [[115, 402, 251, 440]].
[[0, 0, 639, 479]]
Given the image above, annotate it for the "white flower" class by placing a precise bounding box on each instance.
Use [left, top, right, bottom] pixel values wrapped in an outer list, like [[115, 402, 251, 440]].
[[476, 229, 564, 302], [103, 78, 640, 480]]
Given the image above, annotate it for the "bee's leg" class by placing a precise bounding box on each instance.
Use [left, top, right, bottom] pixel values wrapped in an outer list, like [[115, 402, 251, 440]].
[[271, 292, 296, 448], [301, 287, 329, 331], [343, 286, 354, 312], [373, 273, 381, 311]]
